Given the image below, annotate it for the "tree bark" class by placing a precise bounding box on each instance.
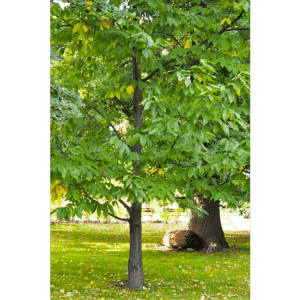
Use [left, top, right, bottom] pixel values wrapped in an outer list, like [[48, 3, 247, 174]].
[[186, 194, 229, 250], [128, 202, 145, 289]]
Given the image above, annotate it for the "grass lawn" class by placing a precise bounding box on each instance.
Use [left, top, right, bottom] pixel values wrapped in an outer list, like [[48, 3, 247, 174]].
[[51, 223, 250, 299]]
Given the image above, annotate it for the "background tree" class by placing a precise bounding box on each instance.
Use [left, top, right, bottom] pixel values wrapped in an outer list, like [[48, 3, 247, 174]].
[[51, 0, 250, 289]]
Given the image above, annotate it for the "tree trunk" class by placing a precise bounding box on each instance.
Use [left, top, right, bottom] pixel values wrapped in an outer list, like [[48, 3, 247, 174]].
[[127, 47, 145, 289], [186, 194, 229, 250], [128, 202, 145, 289]]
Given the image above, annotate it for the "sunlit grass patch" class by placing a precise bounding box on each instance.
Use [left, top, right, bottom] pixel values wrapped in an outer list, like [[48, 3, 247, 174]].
[[51, 223, 250, 299]]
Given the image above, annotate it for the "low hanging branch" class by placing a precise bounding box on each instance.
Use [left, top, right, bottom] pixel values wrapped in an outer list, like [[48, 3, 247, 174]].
[[86, 194, 130, 222], [107, 212, 130, 222], [101, 186, 132, 214]]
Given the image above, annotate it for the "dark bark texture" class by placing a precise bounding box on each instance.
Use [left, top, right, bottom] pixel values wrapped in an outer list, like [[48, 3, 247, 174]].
[[128, 202, 145, 289], [186, 194, 229, 251]]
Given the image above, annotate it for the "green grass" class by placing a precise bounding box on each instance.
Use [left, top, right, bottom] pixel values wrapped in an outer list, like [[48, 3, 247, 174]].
[[51, 223, 250, 299]]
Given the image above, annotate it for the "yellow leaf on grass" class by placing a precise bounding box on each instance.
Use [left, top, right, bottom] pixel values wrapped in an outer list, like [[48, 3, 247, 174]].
[[126, 85, 135, 95]]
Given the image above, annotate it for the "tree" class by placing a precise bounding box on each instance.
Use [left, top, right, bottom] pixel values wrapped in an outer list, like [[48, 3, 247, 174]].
[[51, 0, 250, 289]]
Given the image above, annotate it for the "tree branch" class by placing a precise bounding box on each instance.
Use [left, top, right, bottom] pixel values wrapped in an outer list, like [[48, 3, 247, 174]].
[[90, 106, 123, 140], [116, 59, 131, 69], [218, 10, 245, 35], [113, 97, 132, 117], [154, 31, 184, 48], [196, 10, 245, 48], [108, 212, 129, 222], [219, 171, 231, 186], [142, 10, 246, 83], [142, 59, 176, 82], [224, 28, 250, 32], [50, 208, 58, 215], [86, 194, 130, 222], [118, 199, 132, 213]]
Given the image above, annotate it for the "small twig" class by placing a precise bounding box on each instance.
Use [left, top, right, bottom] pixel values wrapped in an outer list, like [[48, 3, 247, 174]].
[[90, 106, 123, 141], [113, 97, 132, 117], [219, 171, 231, 186], [154, 31, 184, 48], [115, 59, 131, 69]]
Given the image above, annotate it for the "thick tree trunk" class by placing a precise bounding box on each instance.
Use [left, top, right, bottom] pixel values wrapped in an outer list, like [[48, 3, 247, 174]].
[[186, 194, 229, 251], [128, 202, 145, 289]]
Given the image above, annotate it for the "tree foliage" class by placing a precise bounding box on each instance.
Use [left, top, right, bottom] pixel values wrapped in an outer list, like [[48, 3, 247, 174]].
[[51, 0, 250, 221]]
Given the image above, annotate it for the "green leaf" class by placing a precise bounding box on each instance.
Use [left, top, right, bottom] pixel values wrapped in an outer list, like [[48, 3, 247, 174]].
[[58, 165, 66, 179], [188, 168, 195, 178], [96, 206, 102, 217], [227, 90, 235, 103], [140, 135, 146, 147], [229, 121, 239, 131], [221, 123, 230, 135], [73, 23, 82, 33], [119, 144, 129, 157], [103, 206, 108, 217], [57, 208, 66, 220], [243, 1, 250, 12]]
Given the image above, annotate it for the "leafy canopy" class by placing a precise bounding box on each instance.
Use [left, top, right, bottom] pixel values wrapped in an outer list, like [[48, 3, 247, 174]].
[[50, 0, 250, 220]]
